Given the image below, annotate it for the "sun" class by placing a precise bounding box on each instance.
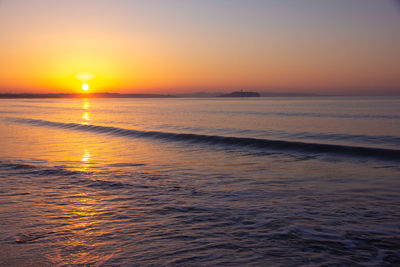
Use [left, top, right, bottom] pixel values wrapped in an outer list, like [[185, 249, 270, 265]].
[[82, 83, 89, 92]]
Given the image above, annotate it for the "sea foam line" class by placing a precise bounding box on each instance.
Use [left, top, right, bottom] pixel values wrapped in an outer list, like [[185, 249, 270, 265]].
[[8, 117, 400, 161]]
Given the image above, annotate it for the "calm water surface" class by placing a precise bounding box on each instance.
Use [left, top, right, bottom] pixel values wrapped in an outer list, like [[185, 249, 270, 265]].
[[0, 97, 399, 266]]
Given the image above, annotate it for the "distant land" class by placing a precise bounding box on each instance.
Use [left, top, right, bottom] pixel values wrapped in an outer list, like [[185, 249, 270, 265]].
[[0, 91, 325, 99], [0, 93, 177, 99], [218, 91, 260, 97], [176, 91, 321, 97]]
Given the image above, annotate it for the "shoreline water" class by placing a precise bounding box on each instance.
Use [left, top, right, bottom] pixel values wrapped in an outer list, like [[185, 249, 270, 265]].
[[1, 97, 399, 265]]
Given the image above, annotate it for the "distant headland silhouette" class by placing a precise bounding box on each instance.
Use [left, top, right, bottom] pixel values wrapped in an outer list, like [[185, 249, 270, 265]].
[[0, 93, 176, 99], [217, 91, 260, 97], [0, 91, 323, 99]]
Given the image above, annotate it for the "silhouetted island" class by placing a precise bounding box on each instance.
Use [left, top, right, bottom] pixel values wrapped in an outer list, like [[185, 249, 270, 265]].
[[218, 91, 260, 97]]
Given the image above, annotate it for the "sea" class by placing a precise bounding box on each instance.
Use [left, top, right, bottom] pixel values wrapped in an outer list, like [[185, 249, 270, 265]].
[[0, 97, 399, 266]]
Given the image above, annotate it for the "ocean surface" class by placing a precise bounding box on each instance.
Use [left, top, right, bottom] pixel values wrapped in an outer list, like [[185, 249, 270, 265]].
[[0, 97, 399, 266]]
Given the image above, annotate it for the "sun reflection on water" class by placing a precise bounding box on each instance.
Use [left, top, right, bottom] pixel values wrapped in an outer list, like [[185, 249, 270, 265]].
[[82, 112, 90, 121], [82, 149, 91, 163], [82, 99, 90, 124], [52, 192, 110, 265], [83, 99, 90, 110], [75, 149, 92, 173]]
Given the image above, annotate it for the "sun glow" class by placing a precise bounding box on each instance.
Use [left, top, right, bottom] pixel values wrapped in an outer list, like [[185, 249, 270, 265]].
[[82, 83, 89, 92]]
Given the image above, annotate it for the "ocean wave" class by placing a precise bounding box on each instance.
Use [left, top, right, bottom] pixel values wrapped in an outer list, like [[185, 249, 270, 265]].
[[159, 124, 400, 147], [9, 118, 400, 161], [0, 162, 37, 170], [0, 161, 133, 190]]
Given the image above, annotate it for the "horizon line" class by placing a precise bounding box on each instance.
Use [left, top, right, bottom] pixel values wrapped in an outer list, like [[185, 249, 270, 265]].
[[1, 92, 400, 99]]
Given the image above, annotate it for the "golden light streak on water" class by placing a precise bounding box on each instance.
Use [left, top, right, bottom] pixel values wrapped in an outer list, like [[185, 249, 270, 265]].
[[82, 112, 90, 121], [81, 149, 90, 163], [83, 99, 90, 110], [51, 193, 110, 265]]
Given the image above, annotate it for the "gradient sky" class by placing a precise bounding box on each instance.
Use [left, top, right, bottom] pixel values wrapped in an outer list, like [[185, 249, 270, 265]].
[[0, 0, 399, 95]]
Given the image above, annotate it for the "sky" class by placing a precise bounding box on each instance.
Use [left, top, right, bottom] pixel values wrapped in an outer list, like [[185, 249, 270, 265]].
[[0, 0, 399, 95]]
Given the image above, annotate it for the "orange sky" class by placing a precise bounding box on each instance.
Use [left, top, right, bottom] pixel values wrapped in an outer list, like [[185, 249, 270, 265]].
[[0, 0, 399, 95]]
